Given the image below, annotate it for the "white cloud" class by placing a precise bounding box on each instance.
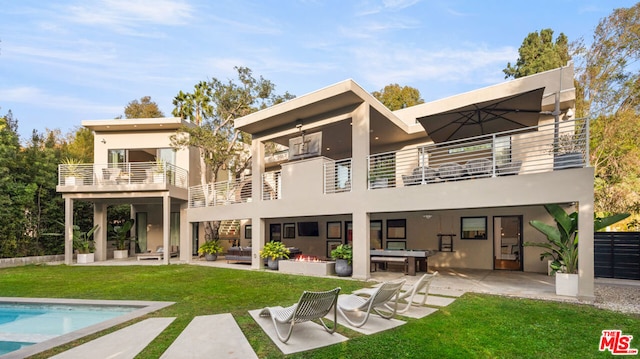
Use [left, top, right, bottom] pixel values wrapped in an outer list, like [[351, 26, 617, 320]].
[[65, 0, 194, 35], [347, 42, 517, 96], [0, 86, 120, 114]]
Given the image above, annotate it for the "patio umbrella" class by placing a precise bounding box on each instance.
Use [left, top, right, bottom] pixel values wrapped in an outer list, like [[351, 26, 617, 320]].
[[417, 87, 545, 143]]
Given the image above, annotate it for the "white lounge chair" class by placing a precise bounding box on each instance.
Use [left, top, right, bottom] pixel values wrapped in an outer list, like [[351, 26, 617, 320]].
[[355, 272, 438, 314], [259, 287, 341, 343], [336, 280, 405, 328]]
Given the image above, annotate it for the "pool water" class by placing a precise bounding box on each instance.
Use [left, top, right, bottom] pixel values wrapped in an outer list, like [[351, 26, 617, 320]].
[[0, 303, 136, 355]]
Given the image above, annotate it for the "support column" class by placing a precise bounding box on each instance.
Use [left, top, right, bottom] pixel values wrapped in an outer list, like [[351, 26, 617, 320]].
[[352, 211, 370, 280], [64, 197, 74, 265], [351, 102, 371, 280], [180, 201, 191, 262], [163, 195, 171, 265], [250, 138, 266, 270], [351, 102, 370, 193], [578, 199, 595, 300], [251, 217, 264, 270], [251, 139, 265, 203], [93, 203, 108, 261]]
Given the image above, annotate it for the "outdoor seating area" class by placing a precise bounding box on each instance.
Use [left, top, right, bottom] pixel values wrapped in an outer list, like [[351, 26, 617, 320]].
[[249, 273, 456, 354], [401, 159, 523, 186], [136, 246, 179, 261]]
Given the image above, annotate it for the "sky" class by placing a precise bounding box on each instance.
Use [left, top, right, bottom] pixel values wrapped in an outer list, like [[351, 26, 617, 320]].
[[1, 0, 637, 139]]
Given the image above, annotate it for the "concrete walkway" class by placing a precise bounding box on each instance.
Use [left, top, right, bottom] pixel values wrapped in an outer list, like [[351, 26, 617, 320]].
[[50, 317, 175, 359], [161, 314, 257, 359]]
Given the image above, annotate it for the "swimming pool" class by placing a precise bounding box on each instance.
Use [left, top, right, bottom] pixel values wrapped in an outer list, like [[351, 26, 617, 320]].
[[0, 297, 173, 358]]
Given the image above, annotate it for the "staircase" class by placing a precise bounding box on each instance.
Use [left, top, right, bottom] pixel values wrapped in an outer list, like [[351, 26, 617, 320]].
[[219, 220, 240, 237]]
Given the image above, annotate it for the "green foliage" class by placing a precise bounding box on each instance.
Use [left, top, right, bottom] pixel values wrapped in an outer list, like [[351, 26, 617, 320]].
[[72, 224, 99, 254], [371, 83, 424, 110], [170, 66, 295, 183], [0, 266, 637, 359], [503, 28, 570, 79], [576, 3, 640, 214], [525, 204, 629, 274], [330, 244, 352, 264], [259, 240, 290, 260], [197, 239, 223, 255], [109, 218, 134, 250], [123, 96, 164, 119]]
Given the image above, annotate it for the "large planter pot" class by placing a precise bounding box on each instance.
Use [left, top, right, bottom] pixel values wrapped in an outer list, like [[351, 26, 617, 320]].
[[65, 176, 84, 186], [153, 174, 164, 183], [267, 257, 281, 270], [555, 273, 579, 297], [204, 253, 218, 261], [113, 250, 128, 259], [334, 259, 352, 277], [77, 253, 94, 264]]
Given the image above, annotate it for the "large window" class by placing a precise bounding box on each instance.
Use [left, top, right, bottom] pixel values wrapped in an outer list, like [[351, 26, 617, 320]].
[[461, 217, 487, 240]]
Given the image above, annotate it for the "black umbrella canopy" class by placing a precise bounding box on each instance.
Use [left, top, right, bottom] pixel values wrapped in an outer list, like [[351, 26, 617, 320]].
[[417, 87, 545, 143]]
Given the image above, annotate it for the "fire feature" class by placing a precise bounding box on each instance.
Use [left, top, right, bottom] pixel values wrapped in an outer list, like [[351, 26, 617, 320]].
[[279, 256, 336, 276]]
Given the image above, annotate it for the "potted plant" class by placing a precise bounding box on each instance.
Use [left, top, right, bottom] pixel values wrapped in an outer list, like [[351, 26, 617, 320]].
[[550, 134, 584, 170], [109, 218, 135, 259], [153, 160, 165, 183], [525, 204, 628, 296], [62, 158, 84, 186], [369, 158, 394, 188], [260, 241, 290, 270], [331, 244, 353, 277], [198, 239, 224, 261], [73, 224, 99, 264]]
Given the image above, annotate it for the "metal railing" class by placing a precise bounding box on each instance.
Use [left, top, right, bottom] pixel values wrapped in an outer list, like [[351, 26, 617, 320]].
[[368, 118, 589, 189], [58, 161, 188, 189], [262, 171, 281, 201], [324, 159, 352, 194], [189, 178, 252, 208]]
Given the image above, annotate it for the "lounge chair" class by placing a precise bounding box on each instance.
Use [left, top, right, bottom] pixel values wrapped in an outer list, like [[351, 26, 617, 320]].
[[354, 272, 438, 314], [136, 246, 178, 260], [259, 287, 341, 343], [336, 280, 405, 328]]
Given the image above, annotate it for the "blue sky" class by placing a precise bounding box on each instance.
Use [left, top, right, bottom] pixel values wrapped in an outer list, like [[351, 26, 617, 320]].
[[1, 0, 637, 139]]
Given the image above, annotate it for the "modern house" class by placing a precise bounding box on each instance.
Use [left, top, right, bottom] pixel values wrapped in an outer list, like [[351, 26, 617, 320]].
[[57, 63, 594, 299], [57, 117, 201, 264], [187, 63, 596, 299]]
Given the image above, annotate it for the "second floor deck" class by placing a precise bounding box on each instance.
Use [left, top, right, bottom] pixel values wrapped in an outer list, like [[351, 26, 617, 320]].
[[57, 161, 189, 193], [188, 119, 590, 208]]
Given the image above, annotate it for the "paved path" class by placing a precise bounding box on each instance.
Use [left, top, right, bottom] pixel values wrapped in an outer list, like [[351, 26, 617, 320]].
[[161, 314, 258, 359], [51, 317, 175, 359]]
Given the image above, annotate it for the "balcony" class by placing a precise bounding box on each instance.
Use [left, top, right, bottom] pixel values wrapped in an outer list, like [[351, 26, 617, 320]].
[[57, 161, 188, 191], [367, 118, 589, 189], [188, 119, 589, 207]]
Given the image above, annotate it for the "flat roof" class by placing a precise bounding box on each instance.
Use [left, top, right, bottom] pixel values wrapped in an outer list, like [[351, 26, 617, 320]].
[[82, 117, 194, 132]]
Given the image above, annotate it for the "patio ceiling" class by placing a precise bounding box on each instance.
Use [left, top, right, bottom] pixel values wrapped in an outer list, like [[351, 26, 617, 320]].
[[236, 80, 427, 158]]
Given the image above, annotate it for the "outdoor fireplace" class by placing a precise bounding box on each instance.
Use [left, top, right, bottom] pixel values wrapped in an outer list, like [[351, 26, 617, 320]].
[[278, 255, 336, 276]]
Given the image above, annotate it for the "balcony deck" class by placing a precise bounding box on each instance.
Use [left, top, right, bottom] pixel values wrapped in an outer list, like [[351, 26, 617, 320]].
[[57, 161, 189, 194], [189, 119, 589, 208]]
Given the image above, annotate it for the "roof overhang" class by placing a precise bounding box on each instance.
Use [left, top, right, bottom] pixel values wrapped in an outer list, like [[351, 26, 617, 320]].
[[82, 117, 194, 133]]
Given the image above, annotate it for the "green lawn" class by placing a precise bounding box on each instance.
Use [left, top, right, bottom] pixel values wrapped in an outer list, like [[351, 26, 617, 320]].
[[1, 264, 638, 358]]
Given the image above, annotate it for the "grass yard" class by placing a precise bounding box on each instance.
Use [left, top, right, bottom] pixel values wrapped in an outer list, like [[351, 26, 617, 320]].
[[0, 264, 638, 358]]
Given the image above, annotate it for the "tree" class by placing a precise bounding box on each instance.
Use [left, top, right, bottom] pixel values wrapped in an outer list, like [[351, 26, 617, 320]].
[[171, 66, 294, 240], [63, 127, 94, 163], [575, 3, 640, 214], [171, 66, 294, 184], [123, 96, 164, 119], [503, 29, 571, 79], [371, 84, 424, 110]]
